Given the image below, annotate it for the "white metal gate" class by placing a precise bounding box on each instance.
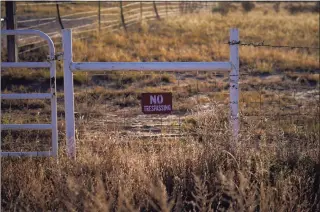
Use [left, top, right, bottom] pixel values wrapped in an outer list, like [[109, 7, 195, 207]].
[[62, 28, 239, 158], [1, 30, 58, 157]]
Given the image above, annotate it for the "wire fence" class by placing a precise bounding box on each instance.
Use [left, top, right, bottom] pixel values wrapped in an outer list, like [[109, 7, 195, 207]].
[[0, 1, 213, 55], [71, 40, 318, 139], [4, 1, 318, 54], [71, 69, 318, 140], [227, 40, 320, 50]]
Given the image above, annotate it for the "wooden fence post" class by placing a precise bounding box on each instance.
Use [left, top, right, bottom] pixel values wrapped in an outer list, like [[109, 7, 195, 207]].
[[153, 1, 160, 20], [119, 1, 127, 31], [140, 1, 142, 21], [98, 1, 101, 32], [56, 3, 64, 29], [165, 1, 168, 17], [5, 1, 17, 62]]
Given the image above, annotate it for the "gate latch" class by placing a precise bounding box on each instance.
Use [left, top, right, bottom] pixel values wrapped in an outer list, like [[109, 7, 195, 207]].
[[47, 52, 64, 61]]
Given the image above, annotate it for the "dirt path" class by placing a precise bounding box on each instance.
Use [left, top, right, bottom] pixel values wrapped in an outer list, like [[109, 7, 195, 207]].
[[80, 105, 187, 139], [78, 98, 217, 139]]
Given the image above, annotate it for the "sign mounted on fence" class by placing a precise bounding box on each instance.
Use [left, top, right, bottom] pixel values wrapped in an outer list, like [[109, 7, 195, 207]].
[[141, 93, 172, 114]]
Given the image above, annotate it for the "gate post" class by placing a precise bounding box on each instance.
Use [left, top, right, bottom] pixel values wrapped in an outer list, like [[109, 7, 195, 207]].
[[62, 29, 76, 159], [229, 28, 240, 141], [50, 42, 58, 158], [5, 1, 18, 62]]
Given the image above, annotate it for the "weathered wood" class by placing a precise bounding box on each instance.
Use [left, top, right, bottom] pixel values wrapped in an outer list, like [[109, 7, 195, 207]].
[[5, 1, 17, 62], [119, 1, 127, 31], [153, 1, 160, 20], [140, 1, 142, 21], [165, 1, 168, 17], [98, 1, 101, 31]]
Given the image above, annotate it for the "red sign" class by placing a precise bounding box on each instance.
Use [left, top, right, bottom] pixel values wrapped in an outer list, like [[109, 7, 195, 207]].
[[141, 93, 172, 114]]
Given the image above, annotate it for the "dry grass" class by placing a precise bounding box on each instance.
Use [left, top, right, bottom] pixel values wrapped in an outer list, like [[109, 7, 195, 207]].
[[1, 2, 320, 211], [70, 9, 319, 71], [1, 106, 320, 211]]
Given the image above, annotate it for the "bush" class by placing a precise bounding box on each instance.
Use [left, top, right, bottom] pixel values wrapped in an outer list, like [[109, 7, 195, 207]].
[[285, 2, 319, 14], [241, 2, 255, 13], [212, 2, 231, 16], [273, 2, 281, 13], [315, 2, 320, 13]]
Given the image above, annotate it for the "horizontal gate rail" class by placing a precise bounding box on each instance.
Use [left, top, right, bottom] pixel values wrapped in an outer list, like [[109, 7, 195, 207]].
[[1, 151, 52, 157], [1, 62, 51, 68], [1, 29, 58, 158], [1, 124, 52, 130], [62, 28, 240, 159], [71, 62, 232, 72], [1, 93, 52, 99]]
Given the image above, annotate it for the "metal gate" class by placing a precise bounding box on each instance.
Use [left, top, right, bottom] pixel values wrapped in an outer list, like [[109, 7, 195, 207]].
[[62, 28, 239, 158], [1, 30, 58, 157]]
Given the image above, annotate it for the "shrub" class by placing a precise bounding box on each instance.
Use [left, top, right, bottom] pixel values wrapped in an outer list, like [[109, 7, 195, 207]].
[[273, 2, 281, 13], [285, 2, 319, 14], [241, 2, 255, 13], [212, 2, 231, 16], [315, 2, 320, 13]]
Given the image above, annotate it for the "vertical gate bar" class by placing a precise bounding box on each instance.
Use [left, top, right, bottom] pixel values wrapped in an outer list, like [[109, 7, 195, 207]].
[[86, 72, 89, 123], [50, 46, 58, 158], [229, 28, 240, 141], [62, 29, 76, 159]]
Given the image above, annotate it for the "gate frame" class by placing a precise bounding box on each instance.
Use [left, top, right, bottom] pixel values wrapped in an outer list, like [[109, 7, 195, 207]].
[[62, 28, 239, 159], [1, 29, 58, 157]]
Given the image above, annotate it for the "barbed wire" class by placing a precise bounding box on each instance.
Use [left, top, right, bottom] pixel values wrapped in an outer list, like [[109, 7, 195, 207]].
[[227, 40, 320, 50]]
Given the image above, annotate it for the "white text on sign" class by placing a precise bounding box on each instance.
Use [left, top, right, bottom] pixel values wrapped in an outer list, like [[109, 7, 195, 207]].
[[150, 95, 164, 104]]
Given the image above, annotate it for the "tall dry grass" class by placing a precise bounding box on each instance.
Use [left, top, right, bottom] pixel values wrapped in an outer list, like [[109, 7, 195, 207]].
[[1, 2, 320, 211], [1, 105, 319, 211], [69, 9, 319, 72]]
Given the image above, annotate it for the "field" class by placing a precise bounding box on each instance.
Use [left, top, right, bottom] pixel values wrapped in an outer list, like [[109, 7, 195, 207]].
[[1, 2, 320, 211]]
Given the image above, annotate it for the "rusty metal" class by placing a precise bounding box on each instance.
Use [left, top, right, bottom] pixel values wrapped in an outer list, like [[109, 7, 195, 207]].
[[227, 40, 320, 50]]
